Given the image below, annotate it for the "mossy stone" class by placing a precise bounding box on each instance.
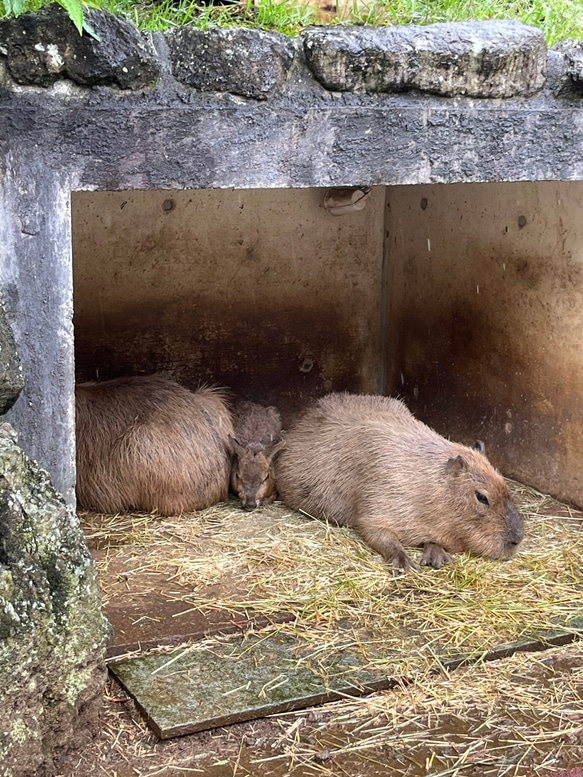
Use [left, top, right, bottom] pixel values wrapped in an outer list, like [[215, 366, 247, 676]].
[[0, 433, 111, 777]]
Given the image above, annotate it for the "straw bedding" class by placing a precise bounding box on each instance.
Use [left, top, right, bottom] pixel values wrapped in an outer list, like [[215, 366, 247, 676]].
[[75, 480, 583, 776]]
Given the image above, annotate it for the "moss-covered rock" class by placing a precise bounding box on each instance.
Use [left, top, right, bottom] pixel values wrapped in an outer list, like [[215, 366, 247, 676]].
[[0, 430, 110, 777], [0, 301, 24, 416]]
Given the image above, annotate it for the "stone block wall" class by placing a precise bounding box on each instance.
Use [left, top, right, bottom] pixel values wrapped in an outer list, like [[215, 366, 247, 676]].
[[1, 5, 582, 99]]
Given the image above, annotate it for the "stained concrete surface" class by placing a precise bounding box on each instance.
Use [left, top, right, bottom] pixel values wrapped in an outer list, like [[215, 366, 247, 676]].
[[72, 180, 583, 509], [3, 47, 583, 502], [72, 187, 385, 419], [385, 180, 583, 507]]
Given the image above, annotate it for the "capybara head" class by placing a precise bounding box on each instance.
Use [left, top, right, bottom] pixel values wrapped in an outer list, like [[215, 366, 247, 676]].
[[229, 436, 285, 510], [443, 440, 524, 560]]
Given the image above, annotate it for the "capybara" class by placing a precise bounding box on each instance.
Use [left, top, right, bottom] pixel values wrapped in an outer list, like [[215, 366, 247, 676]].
[[229, 401, 284, 510], [275, 392, 524, 571], [75, 375, 234, 516]]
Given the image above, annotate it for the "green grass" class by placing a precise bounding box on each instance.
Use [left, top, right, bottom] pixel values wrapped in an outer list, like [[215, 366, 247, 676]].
[[1, 0, 582, 44], [97, 0, 318, 35]]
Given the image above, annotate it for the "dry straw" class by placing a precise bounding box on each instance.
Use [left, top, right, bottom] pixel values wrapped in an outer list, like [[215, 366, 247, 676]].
[[259, 641, 583, 776], [79, 480, 583, 776], [83, 479, 583, 667]]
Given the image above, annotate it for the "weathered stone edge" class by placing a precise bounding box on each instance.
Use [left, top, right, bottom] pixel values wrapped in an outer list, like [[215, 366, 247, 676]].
[[301, 21, 548, 98], [164, 25, 296, 101], [0, 6, 582, 98]]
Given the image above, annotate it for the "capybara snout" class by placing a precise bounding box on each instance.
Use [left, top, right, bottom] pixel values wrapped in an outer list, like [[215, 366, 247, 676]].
[[276, 392, 524, 571], [501, 499, 525, 556]]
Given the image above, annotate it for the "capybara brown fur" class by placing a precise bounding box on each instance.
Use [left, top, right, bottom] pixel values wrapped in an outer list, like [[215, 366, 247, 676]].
[[75, 375, 234, 516], [275, 392, 524, 571], [229, 401, 284, 510]]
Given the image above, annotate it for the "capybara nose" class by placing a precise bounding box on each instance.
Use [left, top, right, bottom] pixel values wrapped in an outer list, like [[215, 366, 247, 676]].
[[506, 501, 525, 545]]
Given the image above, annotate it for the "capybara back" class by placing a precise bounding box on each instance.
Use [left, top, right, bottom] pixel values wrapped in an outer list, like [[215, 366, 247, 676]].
[[275, 392, 524, 570], [231, 401, 282, 448], [75, 375, 234, 516]]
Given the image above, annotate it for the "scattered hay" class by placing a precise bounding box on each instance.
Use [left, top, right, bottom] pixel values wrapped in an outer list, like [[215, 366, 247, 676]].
[[74, 481, 583, 776], [82, 480, 583, 668], [58, 642, 583, 776], [257, 640, 583, 777]]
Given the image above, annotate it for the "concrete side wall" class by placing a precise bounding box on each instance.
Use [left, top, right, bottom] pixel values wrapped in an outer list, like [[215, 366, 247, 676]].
[[385, 181, 583, 506], [0, 154, 76, 504], [72, 188, 386, 423]]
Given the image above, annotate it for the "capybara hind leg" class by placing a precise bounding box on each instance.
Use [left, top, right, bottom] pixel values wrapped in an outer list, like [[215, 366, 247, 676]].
[[356, 523, 420, 572], [421, 542, 453, 569]]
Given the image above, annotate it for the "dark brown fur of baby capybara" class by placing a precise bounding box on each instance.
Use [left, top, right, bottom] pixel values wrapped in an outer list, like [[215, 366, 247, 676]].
[[75, 376, 234, 516], [275, 393, 524, 570], [229, 401, 284, 511], [231, 401, 282, 448]]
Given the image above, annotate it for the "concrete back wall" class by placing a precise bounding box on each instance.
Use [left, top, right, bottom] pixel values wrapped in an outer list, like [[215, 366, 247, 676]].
[[72, 188, 386, 420], [385, 181, 583, 506]]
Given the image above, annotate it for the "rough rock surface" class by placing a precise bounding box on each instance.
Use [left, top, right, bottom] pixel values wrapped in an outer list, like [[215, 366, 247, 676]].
[[553, 39, 583, 88], [0, 432, 110, 777], [302, 20, 547, 97], [0, 2, 161, 89], [165, 26, 295, 99], [0, 299, 24, 415]]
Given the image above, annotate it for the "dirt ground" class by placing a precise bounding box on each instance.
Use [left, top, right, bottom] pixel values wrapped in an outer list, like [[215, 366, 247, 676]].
[[51, 492, 583, 777], [53, 641, 583, 777]]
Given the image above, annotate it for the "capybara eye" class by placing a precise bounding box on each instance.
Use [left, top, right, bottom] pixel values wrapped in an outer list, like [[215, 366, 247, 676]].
[[475, 491, 489, 506]]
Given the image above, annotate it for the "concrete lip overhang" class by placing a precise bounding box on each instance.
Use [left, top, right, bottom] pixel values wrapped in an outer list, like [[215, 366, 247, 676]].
[[0, 9, 582, 190]]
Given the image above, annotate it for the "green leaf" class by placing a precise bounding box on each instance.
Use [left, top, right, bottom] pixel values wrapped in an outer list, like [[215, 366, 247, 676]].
[[82, 18, 101, 41], [58, 0, 84, 34], [5, 0, 27, 16]]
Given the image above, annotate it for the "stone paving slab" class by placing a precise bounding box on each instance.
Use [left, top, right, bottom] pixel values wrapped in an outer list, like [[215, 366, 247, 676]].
[[109, 626, 576, 738]]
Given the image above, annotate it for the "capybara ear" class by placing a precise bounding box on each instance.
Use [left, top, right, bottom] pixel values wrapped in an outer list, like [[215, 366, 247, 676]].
[[266, 439, 286, 462], [471, 440, 486, 455], [446, 455, 468, 476], [228, 435, 246, 457]]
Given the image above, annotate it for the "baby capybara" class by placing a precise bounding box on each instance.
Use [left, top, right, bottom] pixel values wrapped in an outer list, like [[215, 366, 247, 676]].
[[75, 375, 234, 516], [229, 401, 284, 510], [275, 392, 524, 571]]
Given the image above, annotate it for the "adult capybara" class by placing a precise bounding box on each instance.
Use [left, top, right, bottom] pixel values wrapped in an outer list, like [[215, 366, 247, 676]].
[[228, 401, 285, 510], [275, 392, 524, 571], [75, 375, 234, 516]]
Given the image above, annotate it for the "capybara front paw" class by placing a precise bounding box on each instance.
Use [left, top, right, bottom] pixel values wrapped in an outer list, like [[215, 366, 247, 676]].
[[421, 543, 453, 569], [389, 550, 421, 573]]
